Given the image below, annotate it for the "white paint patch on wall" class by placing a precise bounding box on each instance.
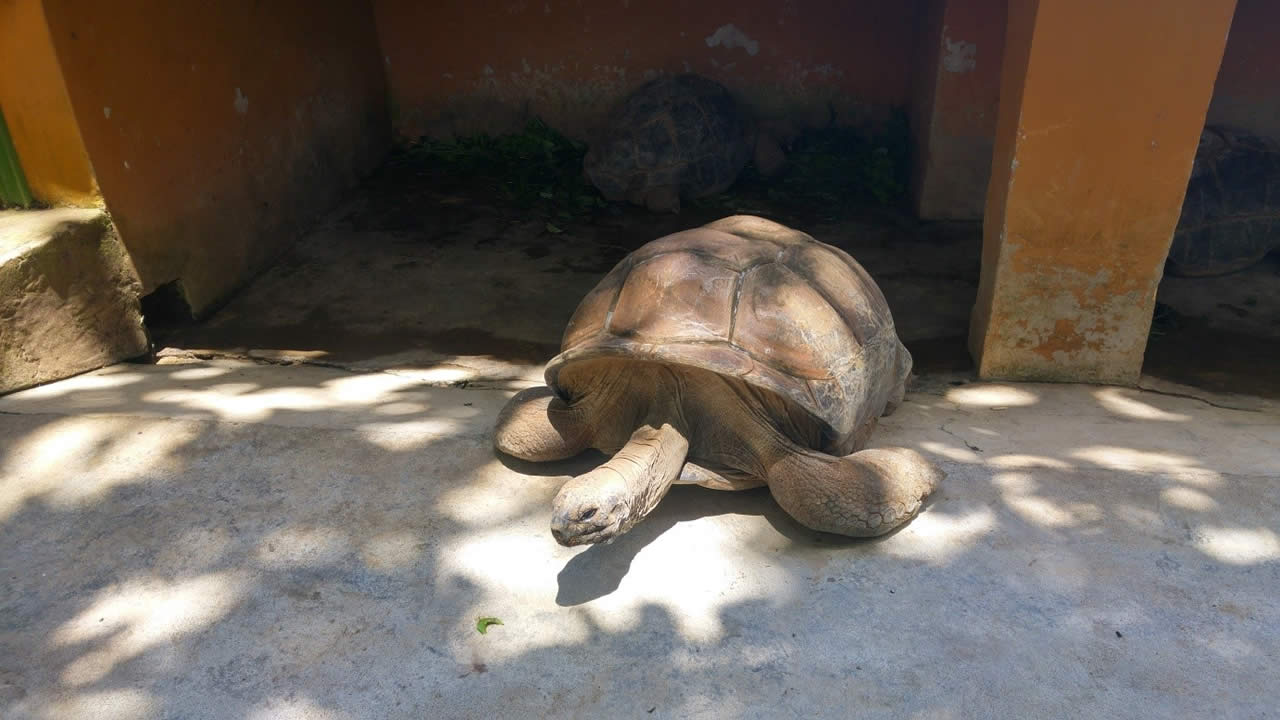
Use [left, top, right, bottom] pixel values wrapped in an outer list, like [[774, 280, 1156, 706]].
[[942, 35, 977, 73], [705, 24, 760, 57], [233, 87, 249, 115]]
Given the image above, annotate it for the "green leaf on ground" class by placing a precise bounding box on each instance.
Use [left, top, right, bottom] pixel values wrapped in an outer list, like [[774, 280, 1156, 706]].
[[476, 616, 503, 634]]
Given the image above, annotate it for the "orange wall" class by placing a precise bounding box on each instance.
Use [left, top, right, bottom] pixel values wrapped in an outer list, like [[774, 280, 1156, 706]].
[[372, 0, 925, 141], [1207, 0, 1280, 140], [41, 0, 391, 314], [0, 0, 99, 207]]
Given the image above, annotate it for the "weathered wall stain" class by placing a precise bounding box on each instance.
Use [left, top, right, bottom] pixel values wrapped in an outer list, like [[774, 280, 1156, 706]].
[[705, 24, 761, 57], [372, 0, 925, 141], [942, 35, 977, 73]]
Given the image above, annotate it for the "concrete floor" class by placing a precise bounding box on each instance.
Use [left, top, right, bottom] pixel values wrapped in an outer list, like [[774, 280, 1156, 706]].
[[2, 359, 1277, 719], [3, 162, 1278, 718]]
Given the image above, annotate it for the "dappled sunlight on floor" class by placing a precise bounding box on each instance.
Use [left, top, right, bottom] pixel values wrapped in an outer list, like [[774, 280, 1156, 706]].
[[0, 417, 200, 522], [878, 506, 997, 565], [42, 689, 158, 720], [884, 376, 1279, 572], [1186, 526, 1280, 565], [993, 472, 1104, 530], [1069, 446, 1223, 485], [434, 458, 557, 527], [1093, 387, 1192, 422], [0, 362, 1277, 718], [243, 696, 354, 720], [1, 359, 501, 429], [943, 383, 1040, 408], [52, 572, 250, 687]]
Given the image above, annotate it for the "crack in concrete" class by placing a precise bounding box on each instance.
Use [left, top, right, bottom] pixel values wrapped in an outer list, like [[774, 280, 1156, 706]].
[[939, 423, 982, 453], [1135, 379, 1268, 413]]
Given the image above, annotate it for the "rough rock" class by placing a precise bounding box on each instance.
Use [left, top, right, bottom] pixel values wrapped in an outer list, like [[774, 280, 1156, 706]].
[[0, 208, 149, 394]]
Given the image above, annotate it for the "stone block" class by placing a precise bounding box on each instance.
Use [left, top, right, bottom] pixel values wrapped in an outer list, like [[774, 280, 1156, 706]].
[[1, 208, 148, 393]]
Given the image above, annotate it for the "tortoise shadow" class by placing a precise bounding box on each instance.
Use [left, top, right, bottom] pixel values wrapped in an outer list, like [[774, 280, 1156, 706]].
[[497, 447, 934, 606], [554, 483, 917, 606], [494, 447, 610, 477]]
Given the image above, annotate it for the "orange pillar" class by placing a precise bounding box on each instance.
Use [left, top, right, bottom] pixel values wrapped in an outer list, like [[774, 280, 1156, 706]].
[[970, 0, 1237, 384], [0, 0, 99, 207]]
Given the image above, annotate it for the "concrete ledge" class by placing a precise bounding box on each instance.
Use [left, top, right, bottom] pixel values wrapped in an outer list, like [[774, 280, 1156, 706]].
[[0, 208, 148, 394]]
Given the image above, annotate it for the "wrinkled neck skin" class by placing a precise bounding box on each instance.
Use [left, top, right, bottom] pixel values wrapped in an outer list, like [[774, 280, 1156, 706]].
[[562, 361, 683, 450], [550, 359, 824, 544]]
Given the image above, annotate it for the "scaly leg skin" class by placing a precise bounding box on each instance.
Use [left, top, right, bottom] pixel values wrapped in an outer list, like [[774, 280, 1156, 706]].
[[765, 441, 943, 538], [493, 386, 593, 462]]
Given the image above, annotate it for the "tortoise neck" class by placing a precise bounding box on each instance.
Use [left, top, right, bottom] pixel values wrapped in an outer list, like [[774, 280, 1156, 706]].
[[558, 359, 690, 451]]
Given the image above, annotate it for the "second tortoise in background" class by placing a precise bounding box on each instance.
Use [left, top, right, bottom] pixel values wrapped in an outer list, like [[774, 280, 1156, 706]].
[[1168, 125, 1280, 277]]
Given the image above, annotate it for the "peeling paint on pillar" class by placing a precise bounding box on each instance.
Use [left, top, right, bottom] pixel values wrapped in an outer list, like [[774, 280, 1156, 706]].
[[983, 247, 1158, 382]]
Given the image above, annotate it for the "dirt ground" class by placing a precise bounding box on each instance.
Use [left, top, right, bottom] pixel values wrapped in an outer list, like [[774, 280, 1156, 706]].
[[152, 150, 1279, 401]]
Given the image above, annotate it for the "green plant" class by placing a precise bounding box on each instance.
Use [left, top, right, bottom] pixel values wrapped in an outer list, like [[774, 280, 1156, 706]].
[[775, 108, 911, 208], [406, 118, 606, 220], [702, 106, 912, 216]]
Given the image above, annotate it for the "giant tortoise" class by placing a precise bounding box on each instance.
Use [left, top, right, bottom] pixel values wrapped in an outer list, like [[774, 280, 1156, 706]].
[[494, 215, 942, 546]]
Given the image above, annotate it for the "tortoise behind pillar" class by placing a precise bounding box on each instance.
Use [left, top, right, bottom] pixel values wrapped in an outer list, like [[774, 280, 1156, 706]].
[[1168, 126, 1280, 277]]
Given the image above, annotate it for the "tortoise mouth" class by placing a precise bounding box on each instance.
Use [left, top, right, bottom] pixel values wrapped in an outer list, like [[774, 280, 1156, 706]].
[[550, 493, 632, 547], [550, 515, 625, 546]]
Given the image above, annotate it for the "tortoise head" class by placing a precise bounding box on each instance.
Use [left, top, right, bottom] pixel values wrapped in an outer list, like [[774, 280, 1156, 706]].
[[549, 421, 690, 547], [550, 470, 635, 546]]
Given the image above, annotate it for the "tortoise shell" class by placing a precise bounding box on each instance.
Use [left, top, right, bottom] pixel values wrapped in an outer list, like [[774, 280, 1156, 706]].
[[545, 215, 912, 453], [583, 74, 750, 205], [1168, 125, 1280, 277]]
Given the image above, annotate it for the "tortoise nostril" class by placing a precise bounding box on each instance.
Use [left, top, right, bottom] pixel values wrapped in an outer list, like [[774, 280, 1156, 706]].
[[578, 508, 597, 521]]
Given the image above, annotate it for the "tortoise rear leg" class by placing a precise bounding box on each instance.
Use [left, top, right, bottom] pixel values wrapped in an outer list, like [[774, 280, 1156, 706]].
[[494, 386, 593, 462], [764, 439, 943, 538]]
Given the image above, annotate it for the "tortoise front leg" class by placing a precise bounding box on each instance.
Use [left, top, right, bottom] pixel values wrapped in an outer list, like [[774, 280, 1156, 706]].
[[493, 386, 593, 462], [551, 423, 690, 545]]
